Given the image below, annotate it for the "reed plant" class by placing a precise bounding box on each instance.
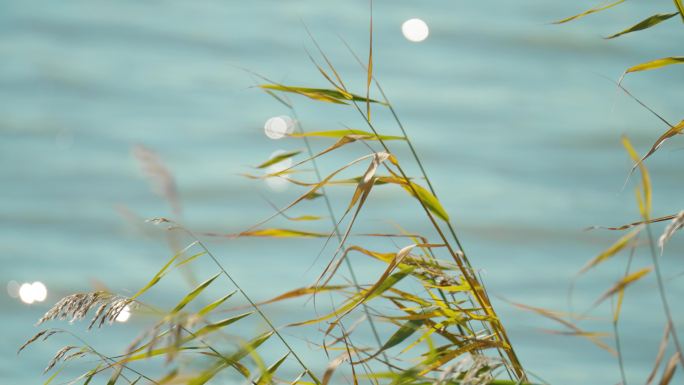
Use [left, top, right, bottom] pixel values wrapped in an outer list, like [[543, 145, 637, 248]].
[[18, 2, 684, 385], [17, 7, 531, 385]]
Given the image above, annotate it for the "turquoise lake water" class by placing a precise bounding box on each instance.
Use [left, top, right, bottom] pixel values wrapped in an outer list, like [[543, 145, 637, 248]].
[[2, 1, 684, 383]]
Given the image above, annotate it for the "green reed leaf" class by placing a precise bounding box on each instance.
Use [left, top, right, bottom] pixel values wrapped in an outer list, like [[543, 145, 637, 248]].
[[290, 129, 405, 141], [171, 273, 221, 314], [256, 150, 302, 169], [197, 291, 237, 317], [553, 0, 626, 24], [606, 13, 678, 39], [259, 84, 386, 105], [626, 57, 684, 73]]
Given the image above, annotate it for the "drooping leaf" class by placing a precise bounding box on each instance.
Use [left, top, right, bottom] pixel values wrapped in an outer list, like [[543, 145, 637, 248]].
[[291, 268, 414, 327], [256, 150, 302, 169], [553, 0, 626, 24], [626, 57, 684, 74], [623, 135, 652, 218], [289, 129, 404, 141], [383, 173, 450, 222], [626, 121, 684, 180], [238, 229, 329, 238], [606, 13, 678, 39], [594, 266, 653, 307], [508, 300, 616, 354], [579, 228, 640, 274], [259, 285, 349, 306], [259, 84, 386, 105], [287, 215, 323, 221]]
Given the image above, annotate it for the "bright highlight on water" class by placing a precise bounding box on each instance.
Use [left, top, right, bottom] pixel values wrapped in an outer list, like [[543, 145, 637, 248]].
[[14, 281, 48, 304], [402, 18, 429, 42], [264, 115, 295, 140]]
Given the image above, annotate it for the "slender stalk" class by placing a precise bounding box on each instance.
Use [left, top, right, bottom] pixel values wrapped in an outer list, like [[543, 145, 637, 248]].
[[613, 245, 636, 385], [644, 222, 684, 368]]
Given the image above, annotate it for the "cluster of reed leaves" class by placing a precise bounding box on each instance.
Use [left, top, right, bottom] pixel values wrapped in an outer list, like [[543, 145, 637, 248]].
[[516, 3, 684, 385], [17, 19, 533, 385]]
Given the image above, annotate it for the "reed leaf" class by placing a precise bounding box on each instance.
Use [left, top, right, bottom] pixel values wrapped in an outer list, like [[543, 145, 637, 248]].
[[196, 291, 237, 317], [289, 129, 405, 141], [594, 267, 653, 307], [626, 57, 684, 74], [257, 150, 302, 169], [238, 229, 329, 238], [579, 228, 640, 274], [259, 84, 385, 105], [171, 273, 221, 314], [626, 121, 684, 178], [553, 0, 626, 24], [606, 13, 679, 39]]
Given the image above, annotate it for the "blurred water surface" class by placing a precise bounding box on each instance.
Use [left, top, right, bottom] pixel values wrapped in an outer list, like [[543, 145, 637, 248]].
[[2, 1, 684, 383]]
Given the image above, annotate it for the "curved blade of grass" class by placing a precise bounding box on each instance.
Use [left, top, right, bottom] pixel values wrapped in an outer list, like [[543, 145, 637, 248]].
[[288, 215, 323, 221], [606, 12, 678, 39], [290, 129, 404, 141], [382, 172, 450, 222], [626, 121, 684, 178], [593, 266, 653, 307], [171, 273, 221, 314], [257, 150, 302, 169], [259, 285, 349, 306], [626, 57, 684, 73], [259, 84, 385, 105], [579, 228, 640, 274], [291, 268, 413, 327], [623, 135, 652, 217], [553, 0, 626, 24], [507, 300, 616, 354], [238, 229, 329, 238]]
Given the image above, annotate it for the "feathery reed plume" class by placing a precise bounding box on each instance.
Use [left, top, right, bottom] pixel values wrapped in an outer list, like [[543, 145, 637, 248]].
[[37, 292, 133, 329]]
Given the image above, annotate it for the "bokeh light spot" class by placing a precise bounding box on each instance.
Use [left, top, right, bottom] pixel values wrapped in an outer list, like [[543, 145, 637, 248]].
[[402, 18, 429, 42]]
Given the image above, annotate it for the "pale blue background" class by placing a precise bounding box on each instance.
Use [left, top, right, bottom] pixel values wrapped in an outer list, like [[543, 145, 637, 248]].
[[2, 1, 684, 383]]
